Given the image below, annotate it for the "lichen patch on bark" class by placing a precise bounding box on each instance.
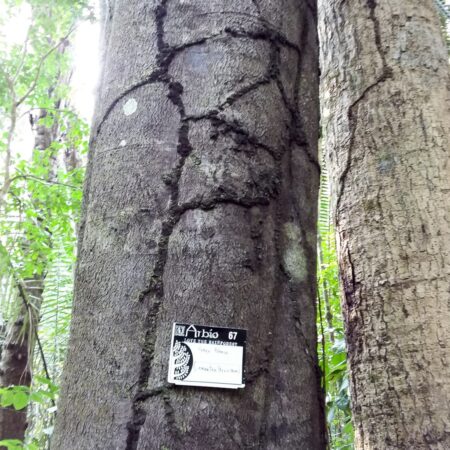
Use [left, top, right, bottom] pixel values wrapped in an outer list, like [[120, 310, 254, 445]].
[[282, 222, 307, 282], [123, 98, 138, 116]]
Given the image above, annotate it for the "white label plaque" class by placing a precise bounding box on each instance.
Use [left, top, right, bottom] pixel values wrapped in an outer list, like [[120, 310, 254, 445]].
[[168, 322, 246, 389]]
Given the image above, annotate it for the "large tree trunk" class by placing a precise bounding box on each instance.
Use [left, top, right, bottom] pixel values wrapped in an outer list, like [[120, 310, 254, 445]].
[[51, 1, 325, 449], [319, 0, 450, 448]]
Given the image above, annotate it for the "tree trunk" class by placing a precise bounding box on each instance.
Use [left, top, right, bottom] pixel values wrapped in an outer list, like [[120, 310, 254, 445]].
[[319, 0, 450, 448], [52, 1, 325, 449], [0, 277, 43, 441]]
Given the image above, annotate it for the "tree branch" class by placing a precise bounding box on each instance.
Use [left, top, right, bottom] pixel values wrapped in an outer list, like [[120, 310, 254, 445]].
[[15, 25, 77, 108], [10, 173, 81, 190]]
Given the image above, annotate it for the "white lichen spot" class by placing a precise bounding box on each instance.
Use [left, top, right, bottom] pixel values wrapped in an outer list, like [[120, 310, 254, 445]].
[[123, 98, 137, 116], [119, 140, 127, 147], [283, 222, 307, 282]]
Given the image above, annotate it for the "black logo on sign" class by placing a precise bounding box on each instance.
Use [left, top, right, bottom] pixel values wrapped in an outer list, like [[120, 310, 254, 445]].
[[173, 341, 193, 380]]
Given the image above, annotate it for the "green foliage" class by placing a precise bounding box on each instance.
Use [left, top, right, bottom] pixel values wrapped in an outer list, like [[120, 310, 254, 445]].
[[0, 440, 21, 450], [439, 7, 450, 55], [317, 159, 353, 449], [0, 0, 92, 447], [0, 376, 58, 411], [317, 230, 353, 450], [0, 439, 39, 450]]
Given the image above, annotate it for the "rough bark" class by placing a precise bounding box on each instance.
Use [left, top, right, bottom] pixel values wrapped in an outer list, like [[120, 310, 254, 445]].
[[51, 1, 325, 449], [319, 0, 450, 448]]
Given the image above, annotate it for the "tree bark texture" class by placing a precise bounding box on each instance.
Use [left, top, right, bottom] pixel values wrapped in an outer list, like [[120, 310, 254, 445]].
[[319, 1, 450, 448], [52, 1, 325, 449]]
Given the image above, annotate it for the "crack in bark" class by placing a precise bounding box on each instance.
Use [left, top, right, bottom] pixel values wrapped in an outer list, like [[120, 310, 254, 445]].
[[94, 24, 303, 139], [251, 0, 261, 15], [367, 0, 390, 70], [245, 366, 269, 384], [184, 111, 281, 160], [340, 239, 361, 311], [121, 2, 322, 448], [335, 0, 393, 216], [125, 2, 184, 448], [223, 25, 303, 55], [257, 8, 318, 446], [273, 18, 320, 174], [124, 5, 280, 446], [220, 42, 279, 110], [179, 195, 274, 215], [95, 73, 165, 139], [162, 392, 183, 445]]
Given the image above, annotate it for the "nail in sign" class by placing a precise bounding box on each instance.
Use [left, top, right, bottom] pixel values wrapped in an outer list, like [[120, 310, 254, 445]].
[[168, 322, 246, 389]]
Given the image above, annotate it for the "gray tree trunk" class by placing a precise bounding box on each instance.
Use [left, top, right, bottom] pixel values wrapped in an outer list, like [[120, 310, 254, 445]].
[[319, 0, 450, 448], [51, 1, 325, 449]]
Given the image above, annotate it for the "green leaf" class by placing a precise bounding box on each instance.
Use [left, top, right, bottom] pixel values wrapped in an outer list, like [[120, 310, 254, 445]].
[[0, 439, 24, 450], [0, 389, 14, 407], [12, 391, 29, 410]]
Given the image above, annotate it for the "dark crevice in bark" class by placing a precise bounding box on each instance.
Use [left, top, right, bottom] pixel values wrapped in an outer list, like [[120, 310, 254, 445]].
[[185, 111, 281, 160], [291, 7, 326, 442], [258, 7, 327, 446], [221, 43, 279, 110], [223, 26, 303, 55], [94, 23, 305, 139], [341, 240, 361, 312], [251, 0, 261, 15], [287, 8, 319, 271], [125, 123, 187, 444], [131, 384, 174, 403], [367, 0, 389, 69], [276, 74, 320, 174], [245, 366, 269, 384], [126, 103, 275, 450], [162, 392, 182, 445], [125, 300, 162, 449], [271, 22, 320, 175], [120, 2, 323, 448], [298, 23, 327, 450], [104, 0, 114, 21], [257, 224, 285, 447], [335, 0, 394, 216], [339, 234, 363, 437], [124, 1, 175, 447], [339, 231, 364, 362], [290, 295, 321, 368], [123, 3, 281, 446], [179, 196, 273, 213], [336, 81, 391, 217], [285, 10, 319, 367], [306, 0, 318, 18]]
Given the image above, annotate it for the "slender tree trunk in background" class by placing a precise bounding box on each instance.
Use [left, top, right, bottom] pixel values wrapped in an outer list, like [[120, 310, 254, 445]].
[[52, 1, 325, 449], [319, 0, 450, 448], [0, 108, 59, 442], [0, 278, 43, 442]]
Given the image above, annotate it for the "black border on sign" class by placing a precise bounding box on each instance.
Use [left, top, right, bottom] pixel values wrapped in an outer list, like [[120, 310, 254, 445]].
[[171, 322, 247, 385]]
